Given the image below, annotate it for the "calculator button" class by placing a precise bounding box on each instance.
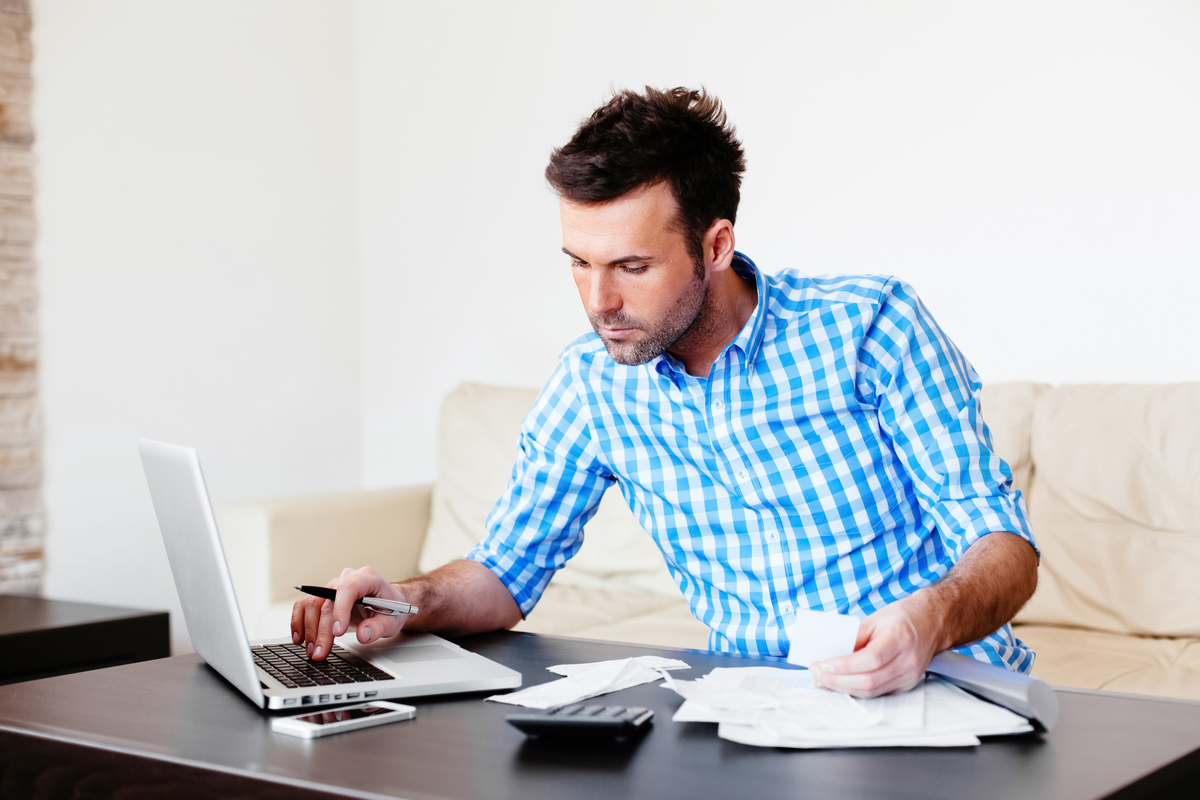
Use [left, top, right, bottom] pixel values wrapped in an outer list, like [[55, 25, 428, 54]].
[[505, 705, 654, 739]]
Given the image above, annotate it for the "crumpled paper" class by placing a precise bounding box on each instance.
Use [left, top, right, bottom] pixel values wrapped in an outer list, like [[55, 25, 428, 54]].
[[487, 655, 690, 709], [661, 667, 1032, 748]]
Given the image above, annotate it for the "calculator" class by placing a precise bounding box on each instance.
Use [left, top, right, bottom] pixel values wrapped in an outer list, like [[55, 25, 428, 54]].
[[505, 704, 654, 739]]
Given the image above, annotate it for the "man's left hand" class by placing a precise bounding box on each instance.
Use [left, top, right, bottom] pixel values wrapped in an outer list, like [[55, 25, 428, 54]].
[[808, 593, 944, 698]]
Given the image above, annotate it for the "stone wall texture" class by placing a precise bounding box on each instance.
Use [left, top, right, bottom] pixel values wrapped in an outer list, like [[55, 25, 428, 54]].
[[0, 0, 41, 596]]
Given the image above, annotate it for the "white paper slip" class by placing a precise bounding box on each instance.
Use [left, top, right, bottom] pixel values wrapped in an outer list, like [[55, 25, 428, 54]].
[[717, 722, 982, 749], [922, 678, 1033, 737], [487, 655, 689, 709], [547, 656, 689, 677], [928, 650, 1059, 730], [785, 609, 861, 667]]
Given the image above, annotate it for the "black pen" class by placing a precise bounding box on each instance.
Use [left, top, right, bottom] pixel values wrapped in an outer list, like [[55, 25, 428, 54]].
[[294, 585, 419, 616]]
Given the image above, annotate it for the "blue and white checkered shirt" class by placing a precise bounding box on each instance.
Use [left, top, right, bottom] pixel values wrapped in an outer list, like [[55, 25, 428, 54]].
[[467, 252, 1038, 672]]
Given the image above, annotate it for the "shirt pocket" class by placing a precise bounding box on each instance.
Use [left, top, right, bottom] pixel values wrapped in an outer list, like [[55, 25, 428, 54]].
[[774, 439, 836, 491], [756, 437, 833, 499]]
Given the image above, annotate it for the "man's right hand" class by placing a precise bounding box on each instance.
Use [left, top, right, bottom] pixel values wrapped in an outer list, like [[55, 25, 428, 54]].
[[291, 566, 412, 661]]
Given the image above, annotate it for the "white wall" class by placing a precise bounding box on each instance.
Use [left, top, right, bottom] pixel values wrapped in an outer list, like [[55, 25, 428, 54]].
[[33, 2, 362, 653], [358, 0, 1200, 488]]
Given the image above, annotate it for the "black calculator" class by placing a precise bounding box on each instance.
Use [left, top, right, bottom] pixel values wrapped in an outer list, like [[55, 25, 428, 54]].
[[505, 704, 654, 739]]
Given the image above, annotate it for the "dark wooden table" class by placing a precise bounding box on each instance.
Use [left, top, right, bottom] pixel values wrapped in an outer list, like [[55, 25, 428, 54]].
[[0, 594, 169, 685], [0, 630, 1198, 799]]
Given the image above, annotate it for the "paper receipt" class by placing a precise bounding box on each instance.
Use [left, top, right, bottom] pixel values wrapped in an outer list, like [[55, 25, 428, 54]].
[[785, 609, 861, 667]]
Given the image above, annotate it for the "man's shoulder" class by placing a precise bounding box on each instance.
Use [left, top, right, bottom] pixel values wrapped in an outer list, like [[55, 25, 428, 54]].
[[558, 331, 608, 369], [546, 332, 620, 392], [552, 331, 655, 395], [765, 269, 909, 315]]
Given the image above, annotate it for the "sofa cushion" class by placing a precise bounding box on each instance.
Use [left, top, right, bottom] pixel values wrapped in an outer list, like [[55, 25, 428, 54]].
[[1016, 384, 1200, 637], [1014, 624, 1200, 701], [418, 382, 681, 597]]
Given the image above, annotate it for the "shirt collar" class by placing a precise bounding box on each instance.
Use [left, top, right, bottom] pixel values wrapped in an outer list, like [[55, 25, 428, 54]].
[[654, 251, 768, 377], [726, 251, 768, 367]]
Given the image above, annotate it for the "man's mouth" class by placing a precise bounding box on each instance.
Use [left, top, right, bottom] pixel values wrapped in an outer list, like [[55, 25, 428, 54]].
[[592, 315, 640, 340]]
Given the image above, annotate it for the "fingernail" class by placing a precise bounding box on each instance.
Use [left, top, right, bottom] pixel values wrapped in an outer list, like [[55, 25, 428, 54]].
[[362, 626, 371, 640], [306, 642, 313, 656], [292, 631, 299, 644], [313, 646, 323, 658], [333, 620, 342, 636]]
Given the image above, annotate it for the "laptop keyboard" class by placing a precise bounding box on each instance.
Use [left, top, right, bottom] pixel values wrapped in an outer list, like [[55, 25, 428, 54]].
[[252, 643, 395, 689]]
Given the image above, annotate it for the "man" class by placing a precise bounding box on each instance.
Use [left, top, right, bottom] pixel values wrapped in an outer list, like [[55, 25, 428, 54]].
[[294, 87, 1039, 698]]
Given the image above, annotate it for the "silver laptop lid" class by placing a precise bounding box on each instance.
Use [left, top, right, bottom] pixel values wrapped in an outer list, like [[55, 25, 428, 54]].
[[139, 439, 265, 707]]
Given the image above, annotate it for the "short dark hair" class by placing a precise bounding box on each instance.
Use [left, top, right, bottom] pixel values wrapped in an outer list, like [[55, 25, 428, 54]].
[[545, 87, 745, 271]]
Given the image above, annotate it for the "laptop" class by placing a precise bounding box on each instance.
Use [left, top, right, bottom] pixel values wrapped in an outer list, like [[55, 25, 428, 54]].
[[138, 439, 522, 710]]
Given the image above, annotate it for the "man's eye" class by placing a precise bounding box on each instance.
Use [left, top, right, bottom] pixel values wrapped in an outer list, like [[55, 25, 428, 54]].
[[622, 265, 648, 275], [571, 260, 587, 269]]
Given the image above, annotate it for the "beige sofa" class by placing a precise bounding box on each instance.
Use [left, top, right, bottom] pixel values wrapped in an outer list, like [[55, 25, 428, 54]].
[[217, 381, 1200, 701]]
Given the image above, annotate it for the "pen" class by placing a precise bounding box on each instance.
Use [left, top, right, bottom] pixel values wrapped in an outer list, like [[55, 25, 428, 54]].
[[294, 585, 419, 616]]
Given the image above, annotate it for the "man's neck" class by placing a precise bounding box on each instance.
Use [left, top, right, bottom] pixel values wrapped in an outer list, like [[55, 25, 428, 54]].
[[669, 265, 758, 378]]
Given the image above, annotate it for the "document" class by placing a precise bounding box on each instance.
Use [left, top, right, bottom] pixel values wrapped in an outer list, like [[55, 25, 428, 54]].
[[487, 655, 690, 709], [928, 650, 1060, 731], [785, 609, 860, 668], [545, 656, 690, 678], [663, 666, 1032, 748], [666, 667, 883, 728]]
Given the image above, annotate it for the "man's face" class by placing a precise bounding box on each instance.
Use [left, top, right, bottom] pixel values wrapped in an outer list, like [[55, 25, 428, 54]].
[[560, 182, 707, 366]]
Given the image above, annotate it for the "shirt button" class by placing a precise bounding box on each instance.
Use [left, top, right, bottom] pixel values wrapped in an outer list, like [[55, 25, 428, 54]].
[[781, 603, 794, 616], [734, 468, 749, 481], [712, 399, 724, 411], [765, 531, 779, 543]]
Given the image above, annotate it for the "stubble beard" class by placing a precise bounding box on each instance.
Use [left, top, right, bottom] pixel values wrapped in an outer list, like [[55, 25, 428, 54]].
[[589, 269, 717, 366]]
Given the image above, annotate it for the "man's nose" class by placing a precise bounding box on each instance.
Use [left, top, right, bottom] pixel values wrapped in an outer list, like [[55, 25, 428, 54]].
[[588, 268, 621, 315]]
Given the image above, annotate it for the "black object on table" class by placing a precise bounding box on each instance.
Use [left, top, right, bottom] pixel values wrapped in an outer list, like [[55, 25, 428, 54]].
[[1, 630, 1199, 800], [506, 703, 654, 739], [0, 593, 169, 685]]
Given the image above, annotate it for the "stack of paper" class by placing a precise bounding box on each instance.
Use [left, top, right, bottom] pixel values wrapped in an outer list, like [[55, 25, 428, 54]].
[[663, 667, 1033, 748], [487, 656, 690, 709]]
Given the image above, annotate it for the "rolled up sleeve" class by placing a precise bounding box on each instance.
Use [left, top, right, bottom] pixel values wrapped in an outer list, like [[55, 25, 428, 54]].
[[464, 362, 611, 615]]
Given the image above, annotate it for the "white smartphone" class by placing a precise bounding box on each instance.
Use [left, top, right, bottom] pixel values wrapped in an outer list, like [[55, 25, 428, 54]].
[[270, 700, 416, 739]]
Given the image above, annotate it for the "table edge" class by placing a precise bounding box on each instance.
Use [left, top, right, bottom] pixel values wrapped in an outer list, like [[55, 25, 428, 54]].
[[0, 720, 405, 800], [1052, 685, 1200, 706]]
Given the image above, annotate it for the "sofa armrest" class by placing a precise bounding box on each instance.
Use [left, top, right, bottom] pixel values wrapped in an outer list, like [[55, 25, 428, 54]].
[[216, 485, 433, 640]]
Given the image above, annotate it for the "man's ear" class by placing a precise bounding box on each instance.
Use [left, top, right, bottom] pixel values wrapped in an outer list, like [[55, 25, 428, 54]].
[[704, 219, 736, 274]]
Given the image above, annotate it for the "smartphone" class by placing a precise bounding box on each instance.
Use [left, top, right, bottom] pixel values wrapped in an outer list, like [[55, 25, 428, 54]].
[[270, 700, 416, 739]]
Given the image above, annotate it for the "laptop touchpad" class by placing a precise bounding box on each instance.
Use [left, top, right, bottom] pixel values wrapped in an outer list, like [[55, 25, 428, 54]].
[[383, 643, 465, 663]]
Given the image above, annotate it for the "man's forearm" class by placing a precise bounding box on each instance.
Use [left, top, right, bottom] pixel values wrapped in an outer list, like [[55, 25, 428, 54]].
[[913, 531, 1039, 652], [393, 560, 523, 637], [810, 531, 1038, 696], [293, 560, 522, 659]]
